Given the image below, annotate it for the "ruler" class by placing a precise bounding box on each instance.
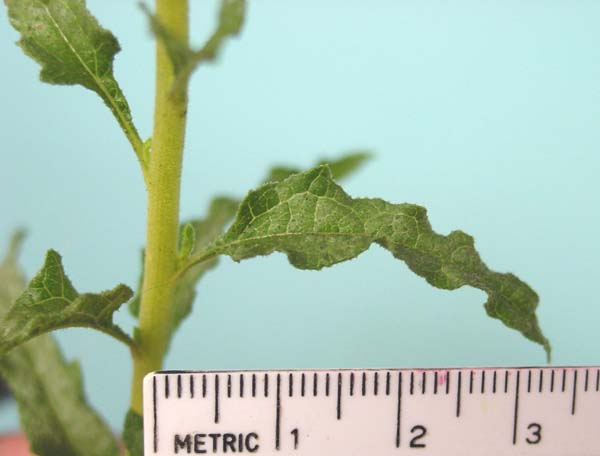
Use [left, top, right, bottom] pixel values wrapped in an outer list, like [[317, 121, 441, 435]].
[[143, 367, 600, 455]]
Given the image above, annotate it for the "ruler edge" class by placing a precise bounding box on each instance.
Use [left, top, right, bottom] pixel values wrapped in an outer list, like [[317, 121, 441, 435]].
[[146, 365, 599, 376]]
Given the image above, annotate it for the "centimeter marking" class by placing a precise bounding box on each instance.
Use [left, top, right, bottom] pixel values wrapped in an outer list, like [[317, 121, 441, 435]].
[[145, 367, 600, 455]]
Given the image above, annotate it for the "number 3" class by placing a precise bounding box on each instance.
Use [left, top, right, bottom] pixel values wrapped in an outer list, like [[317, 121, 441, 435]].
[[526, 423, 542, 444]]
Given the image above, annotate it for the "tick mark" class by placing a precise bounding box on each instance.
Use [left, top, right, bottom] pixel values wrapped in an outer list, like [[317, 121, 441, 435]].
[[362, 372, 367, 396], [481, 371, 485, 394], [386, 372, 391, 396], [264, 373, 269, 398], [512, 371, 521, 445], [456, 371, 462, 418], [572, 370, 578, 415], [469, 371, 474, 394], [337, 373, 343, 420]]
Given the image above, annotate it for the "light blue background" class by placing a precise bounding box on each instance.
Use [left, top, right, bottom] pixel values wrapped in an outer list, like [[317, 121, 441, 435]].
[[1, 0, 599, 433]]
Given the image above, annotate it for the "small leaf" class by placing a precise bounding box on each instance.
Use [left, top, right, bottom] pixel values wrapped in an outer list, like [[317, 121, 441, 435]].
[[0, 233, 119, 456], [191, 165, 549, 357], [130, 197, 238, 347], [172, 197, 238, 335], [4, 0, 143, 155], [0, 249, 134, 355], [264, 151, 372, 183], [123, 409, 144, 456], [177, 223, 196, 261], [143, 0, 246, 95]]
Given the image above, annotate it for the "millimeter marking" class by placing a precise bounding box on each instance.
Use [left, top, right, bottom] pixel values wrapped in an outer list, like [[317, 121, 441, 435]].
[[144, 367, 600, 456]]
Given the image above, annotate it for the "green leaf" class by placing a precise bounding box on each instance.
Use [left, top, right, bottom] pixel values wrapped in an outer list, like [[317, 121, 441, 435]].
[[177, 222, 196, 261], [130, 197, 238, 347], [190, 165, 550, 358], [131, 152, 368, 342], [140, 3, 192, 75], [264, 151, 372, 183], [172, 197, 238, 333], [4, 0, 143, 156], [0, 338, 120, 456], [0, 249, 135, 355], [143, 0, 246, 96], [0, 233, 119, 456], [0, 230, 27, 313], [123, 409, 144, 456]]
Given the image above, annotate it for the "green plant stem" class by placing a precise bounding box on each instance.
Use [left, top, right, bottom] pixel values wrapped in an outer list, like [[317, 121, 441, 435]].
[[130, 0, 189, 414]]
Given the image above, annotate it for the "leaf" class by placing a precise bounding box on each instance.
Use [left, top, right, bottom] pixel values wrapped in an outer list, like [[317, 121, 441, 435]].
[[264, 151, 372, 183], [143, 0, 246, 96], [130, 197, 239, 347], [131, 152, 370, 340], [4, 0, 143, 156], [123, 409, 144, 456], [140, 3, 192, 75], [131, 151, 370, 320], [189, 165, 550, 358], [0, 338, 121, 456], [0, 249, 135, 355], [177, 222, 196, 261], [171, 197, 238, 333], [0, 230, 27, 312], [0, 233, 119, 456]]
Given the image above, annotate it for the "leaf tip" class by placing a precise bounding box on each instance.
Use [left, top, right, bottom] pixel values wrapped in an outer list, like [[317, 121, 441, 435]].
[[3, 228, 27, 263], [543, 339, 552, 364]]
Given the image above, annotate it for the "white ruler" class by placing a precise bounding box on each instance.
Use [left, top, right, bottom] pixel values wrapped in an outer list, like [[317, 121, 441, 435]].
[[143, 367, 600, 455]]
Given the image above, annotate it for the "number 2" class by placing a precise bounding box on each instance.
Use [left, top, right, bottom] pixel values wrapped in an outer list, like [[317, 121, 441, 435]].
[[410, 425, 427, 448]]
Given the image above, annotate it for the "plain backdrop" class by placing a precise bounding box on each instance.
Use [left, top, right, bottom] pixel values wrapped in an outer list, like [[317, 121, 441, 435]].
[[1, 0, 599, 432]]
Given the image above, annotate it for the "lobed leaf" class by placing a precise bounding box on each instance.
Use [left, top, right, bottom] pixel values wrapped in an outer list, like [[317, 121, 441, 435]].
[[129, 153, 370, 345], [189, 165, 550, 357], [0, 233, 119, 456], [0, 249, 134, 355], [4, 0, 143, 156]]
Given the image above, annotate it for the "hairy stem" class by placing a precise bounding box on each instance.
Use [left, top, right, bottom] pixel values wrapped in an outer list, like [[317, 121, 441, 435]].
[[130, 0, 189, 414]]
